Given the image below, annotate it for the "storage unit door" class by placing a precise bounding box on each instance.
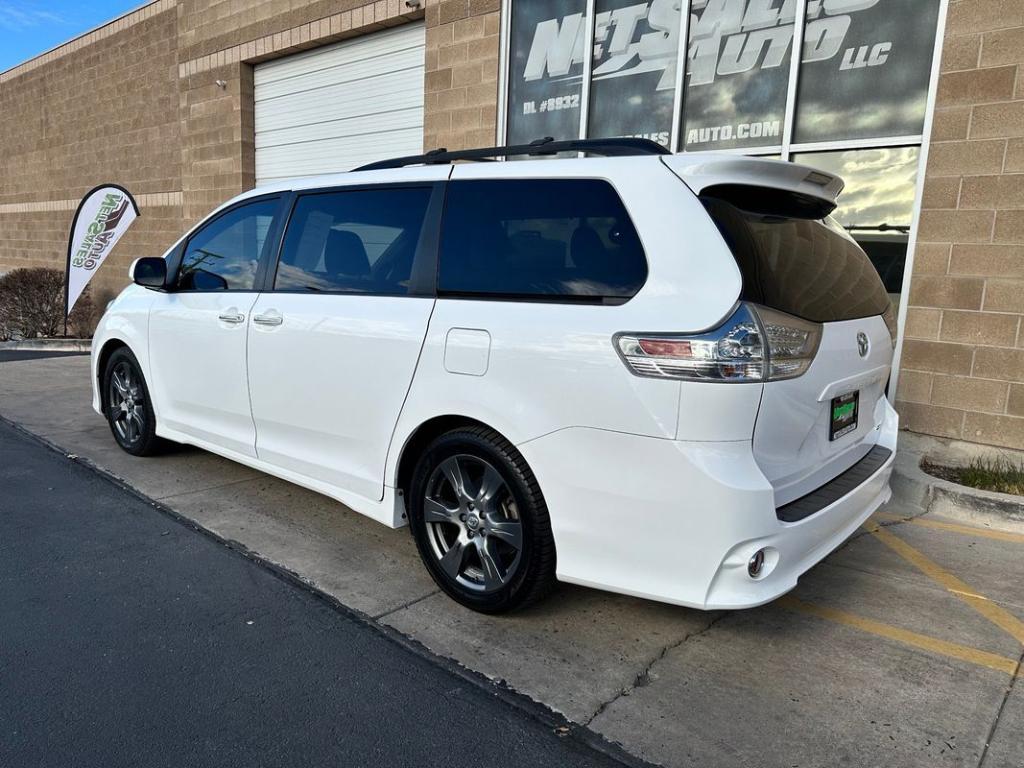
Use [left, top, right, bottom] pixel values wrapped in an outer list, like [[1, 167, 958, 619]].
[[253, 23, 425, 185]]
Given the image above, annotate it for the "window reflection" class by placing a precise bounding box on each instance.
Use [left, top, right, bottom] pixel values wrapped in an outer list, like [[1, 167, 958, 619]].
[[506, 0, 587, 146], [793, 147, 920, 300], [274, 188, 432, 294], [177, 199, 278, 291], [680, 0, 794, 152], [587, 0, 679, 147], [794, 0, 941, 143]]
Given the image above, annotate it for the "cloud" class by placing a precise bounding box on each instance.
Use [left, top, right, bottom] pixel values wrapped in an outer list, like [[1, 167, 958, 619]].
[[0, 1, 66, 31], [794, 147, 920, 228]]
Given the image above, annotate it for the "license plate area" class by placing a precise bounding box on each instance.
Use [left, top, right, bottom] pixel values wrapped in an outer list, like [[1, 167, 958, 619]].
[[830, 391, 859, 441]]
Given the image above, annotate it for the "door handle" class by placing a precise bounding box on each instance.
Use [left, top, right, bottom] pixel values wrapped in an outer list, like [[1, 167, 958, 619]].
[[253, 311, 283, 327], [218, 310, 245, 324]]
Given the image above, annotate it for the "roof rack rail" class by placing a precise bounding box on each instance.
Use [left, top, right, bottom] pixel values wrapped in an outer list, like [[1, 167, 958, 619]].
[[353, 136, 670, 171]]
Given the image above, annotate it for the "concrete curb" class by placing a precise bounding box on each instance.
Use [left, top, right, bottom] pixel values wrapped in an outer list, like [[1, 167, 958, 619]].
[[891, 438, 1024, 529], [0, 338, 91, 352]]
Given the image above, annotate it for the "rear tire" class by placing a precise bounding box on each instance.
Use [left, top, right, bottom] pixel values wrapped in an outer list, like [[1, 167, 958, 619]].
[[103, 348, 163, 457], [408, 426, 557, 613]]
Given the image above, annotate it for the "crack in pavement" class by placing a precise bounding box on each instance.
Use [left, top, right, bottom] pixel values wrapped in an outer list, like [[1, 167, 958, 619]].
[[372, 588, 441, 621], [978, 646, 1024, 767], [581, 611, 728, 728], [829, 505, 930, 557], [154, 474, 266, 501]]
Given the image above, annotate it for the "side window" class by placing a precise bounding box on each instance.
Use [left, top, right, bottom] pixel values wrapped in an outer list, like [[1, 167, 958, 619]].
[[438, 179, 647, 300], [177, 198, 279, 291], [274, 187, 433, 295]]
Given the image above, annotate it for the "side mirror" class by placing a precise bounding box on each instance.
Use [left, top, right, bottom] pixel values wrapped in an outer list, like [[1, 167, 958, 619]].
[[130, 257, 167, 289]]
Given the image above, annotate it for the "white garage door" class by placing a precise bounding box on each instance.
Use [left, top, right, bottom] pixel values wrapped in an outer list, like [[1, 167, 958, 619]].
[[254, 23, 424, 185]]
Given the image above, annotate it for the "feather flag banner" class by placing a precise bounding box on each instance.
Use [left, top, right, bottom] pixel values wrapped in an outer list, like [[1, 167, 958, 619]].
[[65, 184, 140, 318]]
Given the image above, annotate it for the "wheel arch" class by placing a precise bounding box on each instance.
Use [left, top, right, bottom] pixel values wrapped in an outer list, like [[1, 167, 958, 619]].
[[394, 415, 510, 499], [96, 337, 131, 411]]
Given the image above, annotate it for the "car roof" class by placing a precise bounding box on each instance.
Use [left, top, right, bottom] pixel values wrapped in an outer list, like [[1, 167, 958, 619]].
[[232, 151, 844, 210]]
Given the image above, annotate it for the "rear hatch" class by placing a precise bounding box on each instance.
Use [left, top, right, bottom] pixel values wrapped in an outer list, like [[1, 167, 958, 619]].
[[664, 155, 896, 507]]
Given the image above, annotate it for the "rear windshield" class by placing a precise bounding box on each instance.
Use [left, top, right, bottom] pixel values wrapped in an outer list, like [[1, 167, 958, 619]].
[[702, 195, 891, 323]]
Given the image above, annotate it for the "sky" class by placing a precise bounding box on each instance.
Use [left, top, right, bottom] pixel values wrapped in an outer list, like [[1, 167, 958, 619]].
[[0, 0, 141, 72]]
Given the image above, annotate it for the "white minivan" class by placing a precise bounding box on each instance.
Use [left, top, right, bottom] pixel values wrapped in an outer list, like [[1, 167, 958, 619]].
[[91, 138, 898, 614]]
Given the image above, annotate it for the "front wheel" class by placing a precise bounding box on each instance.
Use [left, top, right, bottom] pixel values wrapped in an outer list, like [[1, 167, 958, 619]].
[[408, 427, 557, 613], [103, 348, 163, 457]]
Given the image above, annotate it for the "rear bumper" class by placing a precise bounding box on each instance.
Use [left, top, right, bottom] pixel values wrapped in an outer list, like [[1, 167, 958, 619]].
[[702, 437, 894, 610], [518, 401, 898, 610]]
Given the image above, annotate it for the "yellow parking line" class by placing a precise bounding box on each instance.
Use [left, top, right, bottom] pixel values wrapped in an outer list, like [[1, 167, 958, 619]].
[[865, 523, 1024, 646], [780, 597, 1021, 677], [872, 511, 1024, 545]]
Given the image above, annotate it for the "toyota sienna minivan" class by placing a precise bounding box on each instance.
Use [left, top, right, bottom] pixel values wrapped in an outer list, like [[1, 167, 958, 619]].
[[92, 138, 898, 614]]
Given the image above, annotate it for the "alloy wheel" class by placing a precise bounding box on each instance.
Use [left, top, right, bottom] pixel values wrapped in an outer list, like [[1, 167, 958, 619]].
[[108, 361, 146, 446], [423, 454, 524, 593]]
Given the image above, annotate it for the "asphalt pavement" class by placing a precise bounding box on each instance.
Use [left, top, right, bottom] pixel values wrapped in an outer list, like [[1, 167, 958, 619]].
[[3, 355, 1023, 768], [0, 420, 638, 768], [0, 349, 88, 362]]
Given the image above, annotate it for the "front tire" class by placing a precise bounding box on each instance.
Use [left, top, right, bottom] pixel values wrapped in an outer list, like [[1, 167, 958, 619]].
[[103, 348, 163, 457], [408, 426, 557, 613]]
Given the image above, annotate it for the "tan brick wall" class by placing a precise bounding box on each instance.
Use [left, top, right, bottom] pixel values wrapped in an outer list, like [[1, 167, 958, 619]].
[[0, 4, 184, 307], [423, 0, 501, 152], [176, 0, 428, 222], [0, 0, 445, 302], [897, 0, 1024, 450]]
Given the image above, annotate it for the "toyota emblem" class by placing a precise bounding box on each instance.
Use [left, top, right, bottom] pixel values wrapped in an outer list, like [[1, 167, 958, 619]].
[[857, 332, 869, 358]]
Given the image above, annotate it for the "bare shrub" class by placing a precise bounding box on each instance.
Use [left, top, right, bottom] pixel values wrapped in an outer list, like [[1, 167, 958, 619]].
[[0, 268, 96, 339]]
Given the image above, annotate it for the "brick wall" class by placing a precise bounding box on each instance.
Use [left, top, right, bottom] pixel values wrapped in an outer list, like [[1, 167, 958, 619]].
[[423, 0, 501, 152], [0, 2, 184, 306], [175, 0, 429, 221], [896, 0, 1024, 450], [0, 0, 476, 302]]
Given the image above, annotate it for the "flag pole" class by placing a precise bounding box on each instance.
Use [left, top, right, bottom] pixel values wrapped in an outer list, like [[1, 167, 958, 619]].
[[63, 212, 73, 338]]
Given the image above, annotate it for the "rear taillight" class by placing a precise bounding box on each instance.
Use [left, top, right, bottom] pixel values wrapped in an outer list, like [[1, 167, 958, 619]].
[[757, 305, 822, 380], [616, 303, 821, 383]]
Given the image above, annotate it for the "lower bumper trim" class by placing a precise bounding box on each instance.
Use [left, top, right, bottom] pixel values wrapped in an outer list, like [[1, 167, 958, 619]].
[[776, 445, 893, 523]]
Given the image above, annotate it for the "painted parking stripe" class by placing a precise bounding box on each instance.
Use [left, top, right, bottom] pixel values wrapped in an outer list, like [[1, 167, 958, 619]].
[[872, 511, 1024, 545], [780, 597, 1021, 677], [865, 523, 1024, 646]]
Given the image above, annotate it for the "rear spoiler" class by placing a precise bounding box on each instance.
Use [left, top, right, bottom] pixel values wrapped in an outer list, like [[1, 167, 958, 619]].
[[661, 154, 844, 209]]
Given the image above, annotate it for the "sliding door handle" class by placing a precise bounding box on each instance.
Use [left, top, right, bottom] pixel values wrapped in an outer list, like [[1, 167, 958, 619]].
[[253, 311, 283, 327]]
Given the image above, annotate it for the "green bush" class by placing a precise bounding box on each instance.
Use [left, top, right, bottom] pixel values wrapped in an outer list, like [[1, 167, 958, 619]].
[[0, 267, 95, 340]]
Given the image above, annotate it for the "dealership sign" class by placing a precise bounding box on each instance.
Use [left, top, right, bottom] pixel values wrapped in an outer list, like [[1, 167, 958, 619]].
[[506, 0, 940, 150], [65, 185, 140, 317]]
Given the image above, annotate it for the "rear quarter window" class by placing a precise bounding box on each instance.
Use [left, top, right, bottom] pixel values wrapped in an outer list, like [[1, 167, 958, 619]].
[[438, 179, 647, 302]]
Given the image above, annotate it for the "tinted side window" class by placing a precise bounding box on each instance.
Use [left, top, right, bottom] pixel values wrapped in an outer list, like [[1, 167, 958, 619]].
[[178, 198, 279, 291], [274, 187, 433, 295], [438, 179, 647, 301]]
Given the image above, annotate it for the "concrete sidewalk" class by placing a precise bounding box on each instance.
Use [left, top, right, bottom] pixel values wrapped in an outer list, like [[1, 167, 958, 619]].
[[2, 355, 1022, 767]]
